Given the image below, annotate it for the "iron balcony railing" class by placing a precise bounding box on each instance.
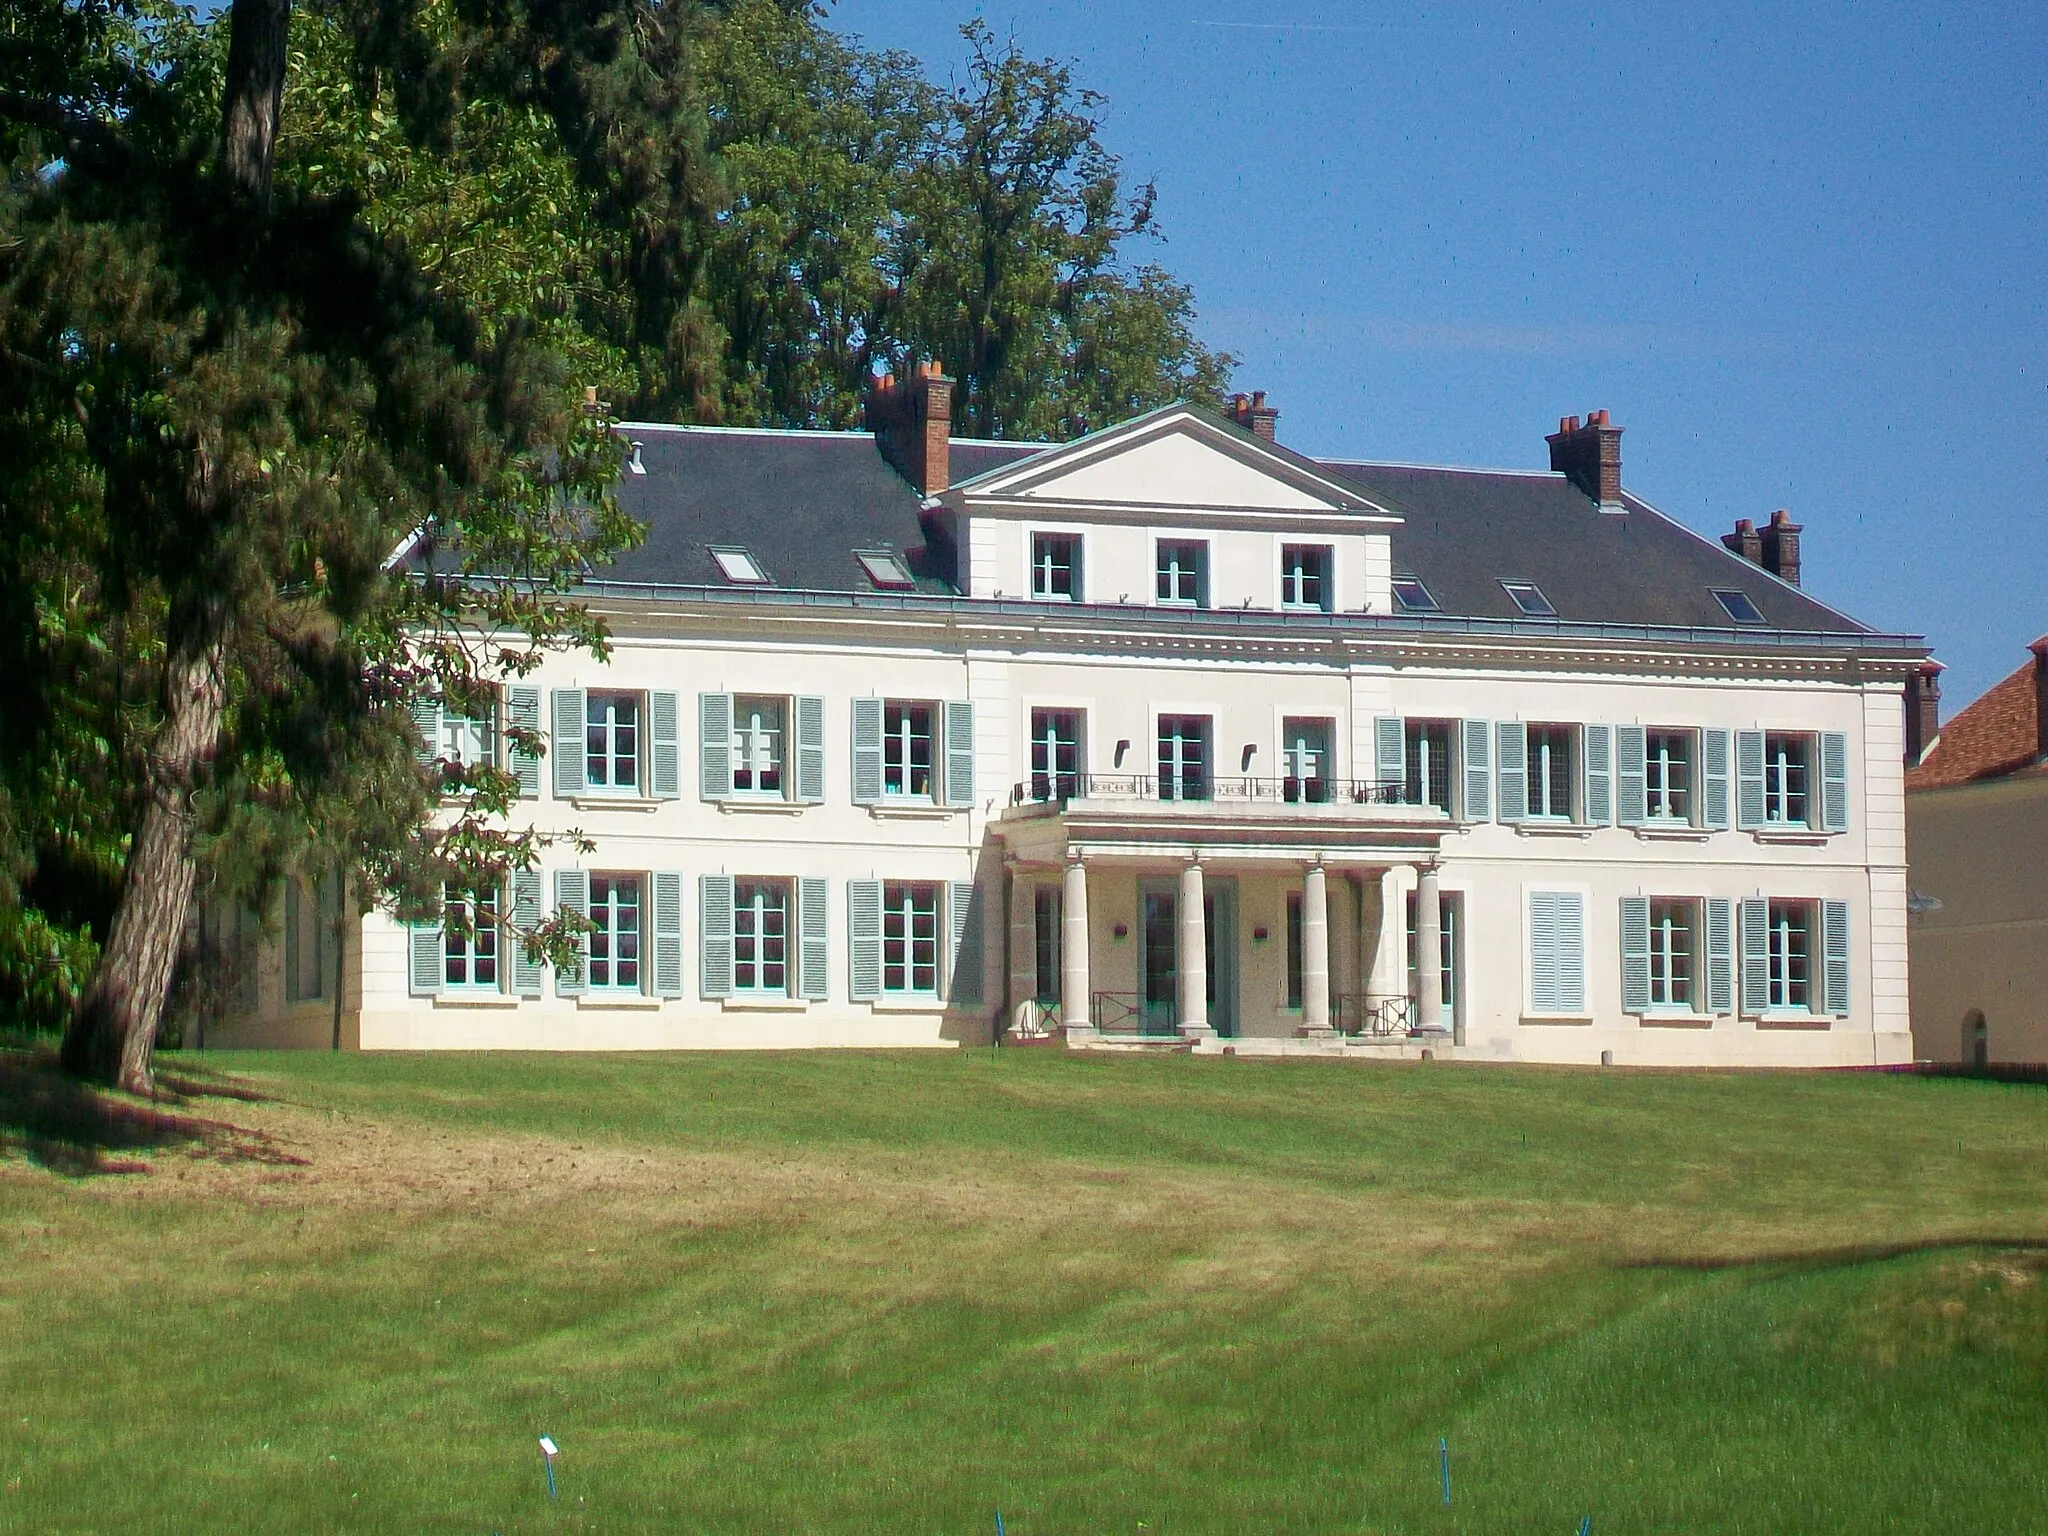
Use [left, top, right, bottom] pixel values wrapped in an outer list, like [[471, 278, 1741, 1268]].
[[1090, 990, 1180, 1037], [1012, 774, 1411, 808], [1332, 994, 1420, 1038]]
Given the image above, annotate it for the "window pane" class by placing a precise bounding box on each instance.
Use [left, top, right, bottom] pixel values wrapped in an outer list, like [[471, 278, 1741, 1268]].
[[1646, 730, 1692, 821], [1765, 734, 1809, 825], [883, 702, 934, 796], [732, 697, 786, 794]]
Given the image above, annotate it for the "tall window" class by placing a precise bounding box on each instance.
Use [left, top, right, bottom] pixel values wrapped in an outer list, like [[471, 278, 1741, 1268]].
[[1648, 899, 1695, 1009], [1157, 716, 1211, 802], [1527, 725, 1575, 819], [1766, 900, 1813, 1012], [1280, 545, 1332, 611], [882, 702, 934, 797], [1645, 730, 1692, 822], [443, 884, 500, 990], [882, 882, 940, 995], [733, 880, 788, 994], [1404, 721, 1455, 814], [1286, 891, 1305, 1010], [731, 697, 785, 796], [1156, 540, 1207, 606], [1033, 887, 1061, 1004], [1031, 533, 1081, 600], [439, 707, 494, 767], [1031, 709, 1082, 800], [1282, 718, 1333, 801], [585, 692, 641, 791], [1764, 733, 1810, 826], [588, 874, 642, 991]]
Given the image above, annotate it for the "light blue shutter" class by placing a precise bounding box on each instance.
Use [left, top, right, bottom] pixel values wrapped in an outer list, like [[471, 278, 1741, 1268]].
[[699, 693, 732, 800], [554, 869, 588, 996], [508, 687, 542, 798], [699, 874, 733, 999], [1583, 725, 1613, 826], [1706, 898, 1733, 1014], [1496, 722, 1527, 823], [408, 919, 442, 996], [795, 696, 826, 804], [1620, 896, 1650, 1014], [1702, 729, 1731, 831], [1374, 717, 1405, 792], [848, 880, 883, 1001], [1739, 899, 1768, 1016], [553, 690, 587, 796], [851, 699, 884, 804], [650, 693, 680, 799], [512, 871, 544, 997], [949, 880, 983, 1004], [1554, 891, 1585, 1013], [411, 698, 442, 770], [1616, 726, 1648, 826], [1528, 892, 1558, 1014], [944, 700, 976, 807], [1736, 730, 1766, 829], [653, 871, 684, 998], [798, 877, 828, 1000], [1461, 719, 1491, 822], [1822, 899, 1850, 1015], [1821, 732, 1849, 833]]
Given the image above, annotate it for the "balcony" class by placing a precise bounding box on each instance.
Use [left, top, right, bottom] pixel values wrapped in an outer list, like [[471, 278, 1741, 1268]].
[[1011, 774, 1412, 808]]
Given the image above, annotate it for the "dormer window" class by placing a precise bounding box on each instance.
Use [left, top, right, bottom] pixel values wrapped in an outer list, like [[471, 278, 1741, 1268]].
[[1711, 588, 1766, 625], [856, 549, 915, 590], [1155, 540, 1207, 606], [1280, 544, 1331, 612], [1391, 576, 1439, 612], [1031, 532, 1082, 601], [1501, 580, 1556, 617], [710, 546, 767, 584]]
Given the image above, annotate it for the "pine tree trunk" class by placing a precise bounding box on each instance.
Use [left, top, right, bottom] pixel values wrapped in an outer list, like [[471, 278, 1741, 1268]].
[[61, 616, 228, 1092], [220, 0, 293, 208]]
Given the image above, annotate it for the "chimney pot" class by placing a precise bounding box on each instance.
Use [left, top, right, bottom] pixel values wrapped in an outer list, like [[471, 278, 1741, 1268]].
[[870, 363, 952, 495], [1545, 409, 1624, 511], [1758, 508, 1803, 586], [1904, 659, 1943, 766]]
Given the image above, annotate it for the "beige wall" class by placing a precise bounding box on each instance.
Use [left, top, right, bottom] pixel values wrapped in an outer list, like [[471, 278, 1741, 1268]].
[[1907, 775, 2048, 1063]]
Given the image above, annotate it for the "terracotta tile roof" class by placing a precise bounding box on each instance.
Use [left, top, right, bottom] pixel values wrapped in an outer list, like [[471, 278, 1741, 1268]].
[[1907, 656, 2047, 790]]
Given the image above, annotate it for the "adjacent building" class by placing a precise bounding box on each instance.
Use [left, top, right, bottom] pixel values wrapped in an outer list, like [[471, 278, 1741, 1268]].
[[207, 379, 1928, 1065]]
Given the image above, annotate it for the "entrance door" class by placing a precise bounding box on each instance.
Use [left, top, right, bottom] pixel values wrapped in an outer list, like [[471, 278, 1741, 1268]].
[[1141, 885, 1177, 1033], [1206, 881, 1238, 1036], [1139, 878, 1238, 1036]]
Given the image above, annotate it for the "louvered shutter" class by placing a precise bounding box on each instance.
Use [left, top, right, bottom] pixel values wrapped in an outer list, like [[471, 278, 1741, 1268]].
[[650, 693, 681, 799], [798, 877, 829, 1000], [1461, 719, 1491, 822], [1822, 899, 1850, 1015], [1554, 891, 1585, 1013], [411, 697, 442, 770], [944, 700, 976, 807], [512, 871, 544, 997], [1616, 726, 1648, 826], [1374, 717, 1405, 795], [795, 696, 826, 804], [1702, 729, 1731, 830], [948, 880, 983, 1004], [553, 690, 587, 796], [851, 700, 884, 804], [848, 880, 883, 1001], [507, 687, 542, 797], [1528, 892, 1558, 1014], [1738, 899, 1768, 1016], [699, 693, 732, 800], [1735, 730, 1766, 829], [1821, 732, 1849, 833], [652, 871, 684, 998], [1496, 722, 1527, 823], [408, 918, 442, 996], [1583, 725, 1613, 826], [554, 869, 589, 996], [699, 874, 733, 999], [1620, 896, 1650, 1013], [1706, 898, 1733, 1014]]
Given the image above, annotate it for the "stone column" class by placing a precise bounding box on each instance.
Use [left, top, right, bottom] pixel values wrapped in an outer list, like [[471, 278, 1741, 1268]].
[[1367, 868, 1402, 1012], [1177, 861, 1208, 1033], [1006, 859, 1036, 1034], [1415, 864, 1444, 1033], [1303, 862, 1331, 1031], [1060, 855, 1090, 1030]]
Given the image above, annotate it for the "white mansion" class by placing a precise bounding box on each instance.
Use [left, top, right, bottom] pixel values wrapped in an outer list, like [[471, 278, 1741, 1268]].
[[211, 376, 1927, 1066]]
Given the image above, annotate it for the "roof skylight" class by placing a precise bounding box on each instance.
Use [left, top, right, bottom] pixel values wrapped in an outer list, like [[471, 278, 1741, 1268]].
[[855, 549, 916, 590], [709, 545, 767, 583], [1391, 576, 1439, 613], [1501, 580, 1556, 617], [1710, 587, 1766, 625]]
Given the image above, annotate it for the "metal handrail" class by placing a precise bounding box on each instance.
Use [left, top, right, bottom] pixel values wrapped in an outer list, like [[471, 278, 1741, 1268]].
[[1005, 999, 1061, 1043], [1012, 774, 1410, 808], [1091, 990, 1178, 1036], [1333, 993, 1418, 1038]]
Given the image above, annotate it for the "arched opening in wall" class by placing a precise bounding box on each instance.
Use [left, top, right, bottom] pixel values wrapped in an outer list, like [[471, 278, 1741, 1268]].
[[1964, 1010, 1989, 1070]]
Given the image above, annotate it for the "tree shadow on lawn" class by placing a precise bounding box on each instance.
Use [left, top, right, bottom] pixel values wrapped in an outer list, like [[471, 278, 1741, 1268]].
[[1621, 1235, 2048, 1273], [0, 1048, 308, 1176]]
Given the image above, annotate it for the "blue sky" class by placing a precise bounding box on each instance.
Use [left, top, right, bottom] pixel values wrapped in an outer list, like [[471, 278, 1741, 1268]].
[[831, 1, 2046, 709]]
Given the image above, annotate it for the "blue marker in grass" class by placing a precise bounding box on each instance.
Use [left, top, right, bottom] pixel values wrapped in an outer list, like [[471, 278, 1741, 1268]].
[[1440, 1438, 1450, 1506], [539, 1436, 559, 1501]]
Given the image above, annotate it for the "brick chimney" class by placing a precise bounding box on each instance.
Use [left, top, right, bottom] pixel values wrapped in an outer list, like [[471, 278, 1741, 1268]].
[[1759, 508, 1802, 586], [1903, 660, 1942, 766], [2032, 636, 2048, 765], [867, 361, 954, 496], [1224, 390, 1279, 442], [1545, 410, 1624, 511], [1722, 517, 1764, 567]]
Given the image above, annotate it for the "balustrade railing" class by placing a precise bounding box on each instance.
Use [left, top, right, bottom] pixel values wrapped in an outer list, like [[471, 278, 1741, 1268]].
[[1012, 774, 1410, 808]]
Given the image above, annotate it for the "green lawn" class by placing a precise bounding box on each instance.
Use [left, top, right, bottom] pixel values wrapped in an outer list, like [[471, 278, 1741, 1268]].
[[4, 1049, 2047, 1533]]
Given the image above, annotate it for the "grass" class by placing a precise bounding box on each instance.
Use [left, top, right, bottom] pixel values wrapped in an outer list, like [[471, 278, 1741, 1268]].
[[4, 1048, 2047, 1533]]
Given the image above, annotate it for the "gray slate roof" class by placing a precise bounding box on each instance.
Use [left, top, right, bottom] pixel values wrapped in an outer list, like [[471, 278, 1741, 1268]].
[[603, 417, 1873, 635]]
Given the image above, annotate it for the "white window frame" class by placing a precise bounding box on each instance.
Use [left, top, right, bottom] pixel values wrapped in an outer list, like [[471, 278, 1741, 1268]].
[[1030, 531, 1082, 601], [733, 879, 791, 996], [584, 691, 643, 794], [730, 695, 787, 799], [1280, 543, 1333, 612], [442, 883, 503, 992], [881, 881, 941, 997], [587, 873, 644, 992], [1646, 897, 1698, 1012], [1644, 728, 1694, 824], [1404, 719, 1456, 814], [1156, 714, 1211, 802], [1763, 732, 1812, 828], [1526, 723, 1575, 821], [1281, 717, 1334, 797], [1030, 708, 1083, 800], [1766, 899, 1816, 1013], [882, 700, 935, 799], [1155, 538, 1208, 607]]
